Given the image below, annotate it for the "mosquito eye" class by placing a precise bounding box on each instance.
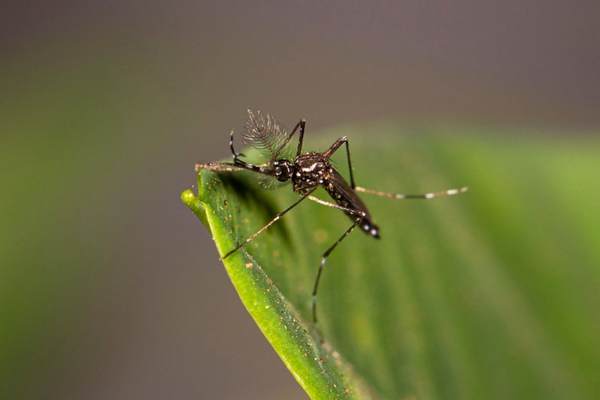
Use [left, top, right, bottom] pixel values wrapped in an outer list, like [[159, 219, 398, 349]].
[[275, 167, 282, 175]]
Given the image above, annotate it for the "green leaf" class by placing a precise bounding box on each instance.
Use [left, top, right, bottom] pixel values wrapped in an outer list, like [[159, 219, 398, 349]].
[[182, 123, 600, 400]]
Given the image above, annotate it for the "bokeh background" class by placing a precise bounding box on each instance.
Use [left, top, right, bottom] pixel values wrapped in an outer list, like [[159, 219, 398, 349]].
[[1, 1, 599, 399]]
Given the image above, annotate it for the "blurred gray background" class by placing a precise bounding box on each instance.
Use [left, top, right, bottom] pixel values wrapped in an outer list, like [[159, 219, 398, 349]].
[[1, 1, 599, 399]]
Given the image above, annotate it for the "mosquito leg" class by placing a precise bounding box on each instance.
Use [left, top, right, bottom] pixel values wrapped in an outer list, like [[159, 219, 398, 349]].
[[228, 130, 245, 160], [322, 136, 356, 189], [222, 129, 274, 174], [222, 189, 315, 260], [293, 119, 306, 157], [312, 221, 358, 323], [355, 185, 469, 200], [307, 195, 366, 218], [274, 118, 306, 157]]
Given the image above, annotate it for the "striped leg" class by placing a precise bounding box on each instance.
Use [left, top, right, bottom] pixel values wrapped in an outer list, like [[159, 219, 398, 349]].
[[312, 221, 358, 323], [355, 185, 468, 200], [275, 118, 307, 157], [307, 195, 366, 218], [195, 131, 269, 174], [229, 130, 265, 172]]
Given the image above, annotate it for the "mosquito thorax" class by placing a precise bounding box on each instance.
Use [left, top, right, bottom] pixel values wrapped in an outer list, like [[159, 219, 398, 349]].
[[288, 153, 331, 193], [272, 159, 293, 182]]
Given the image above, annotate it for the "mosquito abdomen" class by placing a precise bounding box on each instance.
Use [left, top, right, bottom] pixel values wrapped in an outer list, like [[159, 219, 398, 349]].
[[359, 219, 380, 238]]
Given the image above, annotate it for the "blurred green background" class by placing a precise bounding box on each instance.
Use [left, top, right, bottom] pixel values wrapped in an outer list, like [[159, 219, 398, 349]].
[[1, 1, 599, 399]]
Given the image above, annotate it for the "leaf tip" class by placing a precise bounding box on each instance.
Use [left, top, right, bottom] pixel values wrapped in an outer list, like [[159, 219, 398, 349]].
[[180, 188, 197, 209], [181, 187, 209, 227]]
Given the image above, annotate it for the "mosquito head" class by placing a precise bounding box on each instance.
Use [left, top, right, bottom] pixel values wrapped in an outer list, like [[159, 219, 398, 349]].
[[272, 159, 293, 182]]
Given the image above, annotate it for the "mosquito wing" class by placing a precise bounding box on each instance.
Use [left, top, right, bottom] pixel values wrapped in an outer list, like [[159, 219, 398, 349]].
[[242, 110, 293, 161], [328, 168, 372, 220]]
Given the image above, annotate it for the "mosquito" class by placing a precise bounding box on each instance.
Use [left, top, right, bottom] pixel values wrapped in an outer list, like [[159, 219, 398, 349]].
[[195, 110, 468, 323]]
